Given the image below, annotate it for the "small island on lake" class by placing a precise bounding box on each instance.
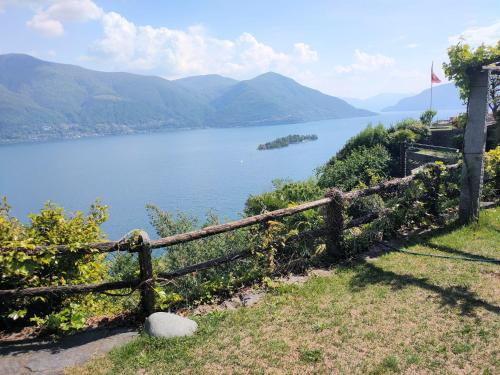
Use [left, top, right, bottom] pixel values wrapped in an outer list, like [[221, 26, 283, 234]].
[[257, 134, 318, 150]]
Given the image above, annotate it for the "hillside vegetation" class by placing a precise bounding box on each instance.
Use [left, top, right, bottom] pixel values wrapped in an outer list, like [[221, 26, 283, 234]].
[[0, 54, 372, 143], [72, 207, 500, 374]]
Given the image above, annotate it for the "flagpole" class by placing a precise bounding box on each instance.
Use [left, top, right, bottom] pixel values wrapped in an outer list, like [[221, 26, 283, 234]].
[[430, 61, 433, 110]]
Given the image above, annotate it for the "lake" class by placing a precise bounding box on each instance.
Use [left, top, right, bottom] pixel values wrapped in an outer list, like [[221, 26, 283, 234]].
[[0, 110, 459, 239]]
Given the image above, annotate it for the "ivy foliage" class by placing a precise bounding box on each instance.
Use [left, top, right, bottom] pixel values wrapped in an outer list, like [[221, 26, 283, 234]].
[[0, 199, 108, 331], [443, 41, 500, 103]]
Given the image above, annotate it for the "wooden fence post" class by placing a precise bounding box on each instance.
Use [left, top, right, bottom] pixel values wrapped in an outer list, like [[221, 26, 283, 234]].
[[324, 188, 345, 260], [137, 230, 155, 316], [459, 69, 489, 224]]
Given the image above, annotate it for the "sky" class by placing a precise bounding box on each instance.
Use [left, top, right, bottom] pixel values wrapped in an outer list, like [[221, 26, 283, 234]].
[[0, 0, 499, 98]]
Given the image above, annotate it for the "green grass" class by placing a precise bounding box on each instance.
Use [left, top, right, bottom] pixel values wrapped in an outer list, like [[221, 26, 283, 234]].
[[70, 207, 500, 374], [415, 149, 458, 158]]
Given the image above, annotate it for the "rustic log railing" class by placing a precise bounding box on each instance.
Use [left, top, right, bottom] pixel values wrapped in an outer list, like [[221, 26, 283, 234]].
[[0, 163, 461, 315]]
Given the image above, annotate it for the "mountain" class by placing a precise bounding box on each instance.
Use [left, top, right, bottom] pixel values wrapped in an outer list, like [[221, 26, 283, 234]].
[[0, 54, 212, 142], [0, 54, 374, 143], [342, 93, 410, 112], [382, 83, 465, 112], [210, 72, 373, 127], [174, 74, 238, 101]]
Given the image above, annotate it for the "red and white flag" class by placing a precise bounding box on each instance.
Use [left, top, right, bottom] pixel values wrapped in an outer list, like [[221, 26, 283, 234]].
[[431, 63, 441, 83]]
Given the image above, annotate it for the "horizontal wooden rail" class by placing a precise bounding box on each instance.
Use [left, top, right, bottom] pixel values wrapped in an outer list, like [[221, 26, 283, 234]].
[[345, 174, 416, 200], [0, 198, 332, 255], [158, 250, 252, 280], [149, 198, 331, 249], [344, 162, 460, 200], [0, 227, 328, 298], [156, 226, 330, 280], [0, 240, 128, 256], [0, 279, 141, 298]]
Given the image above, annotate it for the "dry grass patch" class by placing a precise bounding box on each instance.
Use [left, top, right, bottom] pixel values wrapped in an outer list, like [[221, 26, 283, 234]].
[[69, 207, 499, 374]]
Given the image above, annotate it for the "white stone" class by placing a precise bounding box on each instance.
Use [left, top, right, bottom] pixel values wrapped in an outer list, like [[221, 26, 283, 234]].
[[144, 312, 197, 338]]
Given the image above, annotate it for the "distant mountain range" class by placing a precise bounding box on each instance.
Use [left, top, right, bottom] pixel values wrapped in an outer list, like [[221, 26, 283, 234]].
[[342, 93, 410, 112], [0, 54, 373, 143], [382, 83, 465, 112]]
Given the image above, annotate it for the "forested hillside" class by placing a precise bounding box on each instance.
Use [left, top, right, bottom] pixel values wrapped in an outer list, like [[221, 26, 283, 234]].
[[0, 54, 373, 143]]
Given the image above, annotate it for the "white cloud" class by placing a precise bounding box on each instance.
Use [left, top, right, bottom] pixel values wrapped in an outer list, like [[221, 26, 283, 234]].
[[27, 0, 103, 37], [27, 13, 64, 36], [334, 49, 395, 73], [406, 43, 419, 48], [448, 21, 500, 46], [86, 11, 318, 79], [293, 42, 318, 62]]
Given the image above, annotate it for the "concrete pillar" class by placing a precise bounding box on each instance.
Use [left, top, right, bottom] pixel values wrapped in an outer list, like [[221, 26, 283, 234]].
[[458, 70, 490, 224]]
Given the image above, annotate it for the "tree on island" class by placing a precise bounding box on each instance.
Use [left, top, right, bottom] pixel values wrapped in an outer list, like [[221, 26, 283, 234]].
[[258, 134, 318, 150]]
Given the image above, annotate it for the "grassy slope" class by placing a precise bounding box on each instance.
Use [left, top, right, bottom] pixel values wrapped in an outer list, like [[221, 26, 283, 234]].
[[71, 208, 499, 374]]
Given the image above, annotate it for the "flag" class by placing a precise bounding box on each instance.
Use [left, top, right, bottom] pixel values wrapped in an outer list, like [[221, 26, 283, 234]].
[[431, 63, 441, 83]]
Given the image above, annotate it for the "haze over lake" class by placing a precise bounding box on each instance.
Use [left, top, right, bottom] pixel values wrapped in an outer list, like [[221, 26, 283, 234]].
[[0, 110, 459, 239]]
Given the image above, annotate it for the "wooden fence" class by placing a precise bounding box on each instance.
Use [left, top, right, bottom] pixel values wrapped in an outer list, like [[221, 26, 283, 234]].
[[0, 163, 460, 315]]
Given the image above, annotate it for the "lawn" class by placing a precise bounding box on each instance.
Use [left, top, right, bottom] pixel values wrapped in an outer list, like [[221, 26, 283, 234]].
[[70, 207, 500, 374], [415, 149, 458, 159]]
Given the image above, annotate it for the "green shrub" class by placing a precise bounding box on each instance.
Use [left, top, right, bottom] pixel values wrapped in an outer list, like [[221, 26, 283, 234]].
[[390, 118, 430, 140], [483, 146, 500, 200], [245, 179, 326, 270], [348, 194, 385, 219], [146, 207, 263, 307], [451, 113, 467, 129], [317, 145, 391, 191], [334, 123, 389, 160], [0, 199, 108, 331], [245, 178, 323, 215], [420, 109, 437, 126]]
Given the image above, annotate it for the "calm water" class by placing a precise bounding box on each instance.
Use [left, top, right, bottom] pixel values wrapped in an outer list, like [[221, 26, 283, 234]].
[[0, 110, 459, 239]]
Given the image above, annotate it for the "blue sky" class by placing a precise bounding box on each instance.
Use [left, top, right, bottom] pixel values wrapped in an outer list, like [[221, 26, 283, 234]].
[[0, 0, 499, 98]]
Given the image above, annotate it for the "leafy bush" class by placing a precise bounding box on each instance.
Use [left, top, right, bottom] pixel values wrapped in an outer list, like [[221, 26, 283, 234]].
[[246, 179, 326, 268], [389, 118, 430, 142], [317, 145, 391, 191], [320, 118, 430, 186], [483, 146, 500, 200], [0, 199, 109, 331], [451, 113, 467, 129], [147, 207, 264, 307], [334, 123, 389, 160], [141, 180, 327, 310], [420, 109, 437, 126], [245, 179, 323, 215], [347, 194, 385, 219]]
